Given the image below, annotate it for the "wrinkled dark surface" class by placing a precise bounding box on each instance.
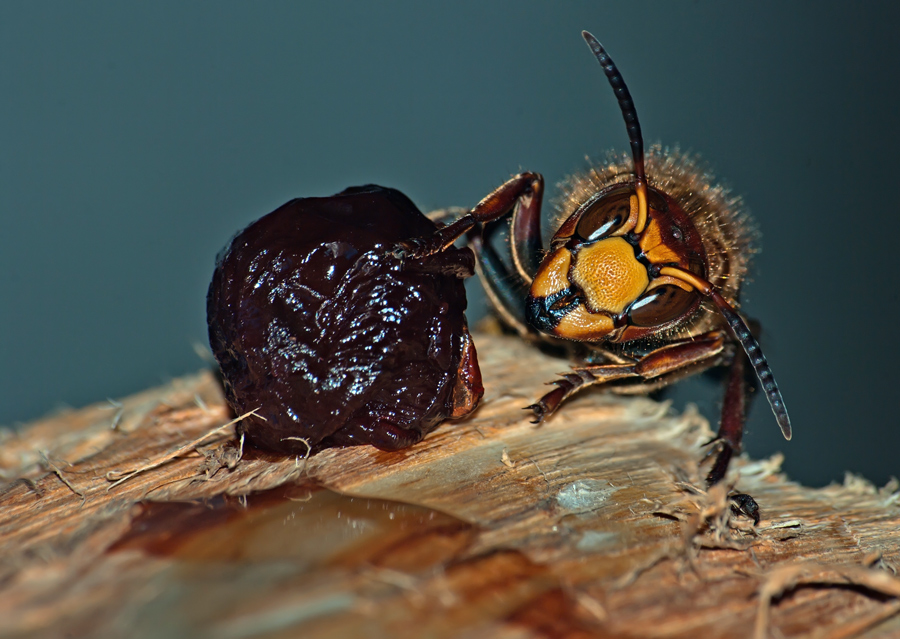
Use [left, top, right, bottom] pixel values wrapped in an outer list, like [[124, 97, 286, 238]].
[[207, 186, 482, 454]]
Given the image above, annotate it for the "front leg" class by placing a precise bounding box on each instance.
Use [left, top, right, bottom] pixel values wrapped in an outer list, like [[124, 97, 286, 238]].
[[393, 173, 544, 268], [529, 331, 727, 421], [705, 348, 762, 524], [704, 348, 752, 486]]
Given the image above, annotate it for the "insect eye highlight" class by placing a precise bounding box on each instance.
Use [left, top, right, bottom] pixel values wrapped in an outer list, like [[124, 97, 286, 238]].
[[627, 284, 698, 327], [575, 191, 632, 242]]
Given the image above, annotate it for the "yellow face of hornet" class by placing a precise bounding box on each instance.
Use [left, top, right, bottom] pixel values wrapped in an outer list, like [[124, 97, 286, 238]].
[[526, 184, 707, 344], [513, 30, 792, 455]]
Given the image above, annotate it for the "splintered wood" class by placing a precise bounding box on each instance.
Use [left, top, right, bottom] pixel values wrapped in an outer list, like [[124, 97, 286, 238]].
[[1, 334, 898, 639]]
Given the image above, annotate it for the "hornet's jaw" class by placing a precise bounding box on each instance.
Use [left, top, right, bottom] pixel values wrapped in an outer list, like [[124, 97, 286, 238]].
[[525, 246, 619, 342]]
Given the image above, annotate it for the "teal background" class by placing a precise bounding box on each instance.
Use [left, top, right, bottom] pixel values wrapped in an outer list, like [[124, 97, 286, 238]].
[[2, 2, 898, 486]]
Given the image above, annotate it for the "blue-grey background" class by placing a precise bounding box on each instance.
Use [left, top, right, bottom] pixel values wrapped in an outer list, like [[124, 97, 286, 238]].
[[2, 2, 898, 487]]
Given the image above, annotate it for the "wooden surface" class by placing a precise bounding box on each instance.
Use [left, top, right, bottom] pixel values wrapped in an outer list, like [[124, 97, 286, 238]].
[[1, 333, 899, 639]]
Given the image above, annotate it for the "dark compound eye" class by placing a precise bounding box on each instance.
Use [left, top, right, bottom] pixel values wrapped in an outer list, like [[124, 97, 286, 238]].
[[575, 191, 632, 242], [627, 284, 699, 327]]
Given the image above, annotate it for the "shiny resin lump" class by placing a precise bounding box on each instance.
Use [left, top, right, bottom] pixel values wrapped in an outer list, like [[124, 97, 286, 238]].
[[207, 185, 482, 455]]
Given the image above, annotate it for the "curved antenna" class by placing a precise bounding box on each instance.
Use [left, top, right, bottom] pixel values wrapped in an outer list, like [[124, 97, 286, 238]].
[[582, 31, 648, 234], [659, 266, 792, 441]]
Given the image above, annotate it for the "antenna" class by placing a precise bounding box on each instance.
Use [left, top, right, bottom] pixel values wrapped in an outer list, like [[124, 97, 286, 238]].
[[582, 31, 648, 234], [659, 266, 792, 440]]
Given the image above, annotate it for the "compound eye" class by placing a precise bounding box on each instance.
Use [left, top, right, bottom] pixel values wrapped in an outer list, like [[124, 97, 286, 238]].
[[627, 284, 698, 327], [575, 191, 632, 242]]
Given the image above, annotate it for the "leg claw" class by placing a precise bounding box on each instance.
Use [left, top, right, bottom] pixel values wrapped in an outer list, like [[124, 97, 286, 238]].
[[524, 404, 546, 425], [729, 493, 760, 525], [390, 235, 441, 261]]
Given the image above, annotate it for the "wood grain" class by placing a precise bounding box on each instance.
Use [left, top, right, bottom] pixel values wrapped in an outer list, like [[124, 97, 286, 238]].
[[1, 333, 898, 639]]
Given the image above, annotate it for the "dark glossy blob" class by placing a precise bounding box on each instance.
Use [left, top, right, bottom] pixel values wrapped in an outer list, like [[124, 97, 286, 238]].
[[207, 185, 483, 455]]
